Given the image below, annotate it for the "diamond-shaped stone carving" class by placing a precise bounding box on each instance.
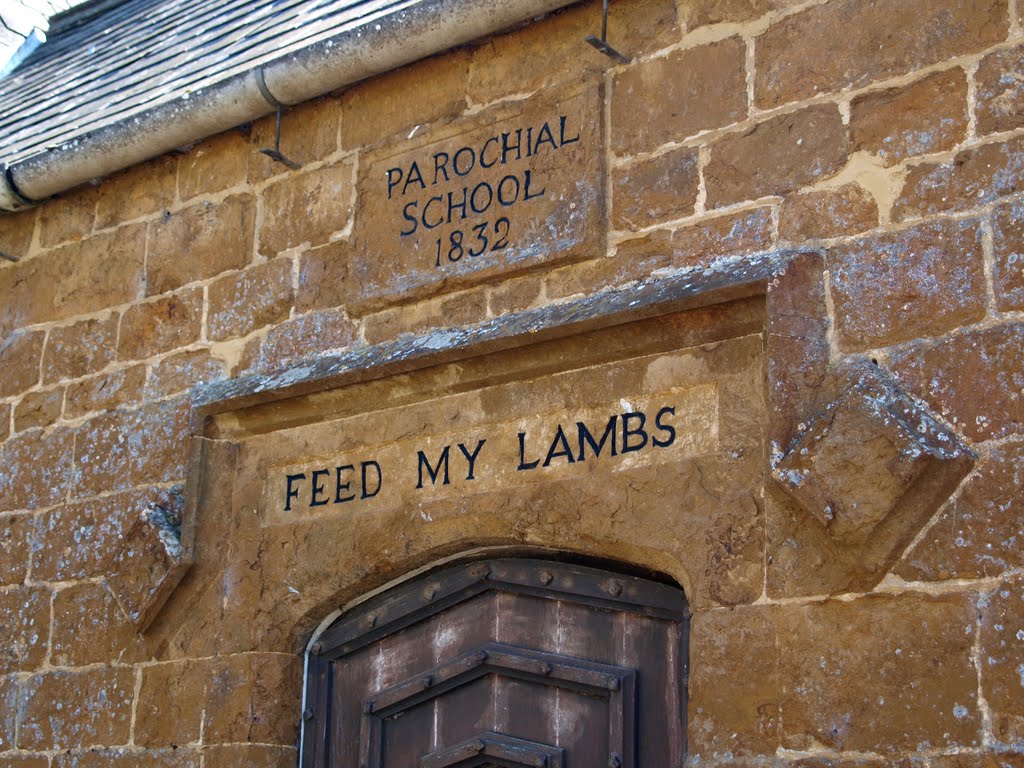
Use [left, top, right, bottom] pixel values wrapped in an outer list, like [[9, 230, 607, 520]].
[[773, 365, 975, 549], [104, 503, 190, 630]]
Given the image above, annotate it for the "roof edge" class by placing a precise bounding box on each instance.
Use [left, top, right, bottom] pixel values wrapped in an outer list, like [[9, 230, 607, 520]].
[[0, 0, 579, 212]]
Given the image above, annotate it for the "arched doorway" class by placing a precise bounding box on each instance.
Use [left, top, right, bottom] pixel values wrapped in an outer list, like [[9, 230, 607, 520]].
[[301, 557, 689, 767]]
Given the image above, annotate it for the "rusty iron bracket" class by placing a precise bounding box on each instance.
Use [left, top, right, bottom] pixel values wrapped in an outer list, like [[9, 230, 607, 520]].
[[259, 107, 301, 171], [585, 0, 631, 64], [0, 250, 17, 263]]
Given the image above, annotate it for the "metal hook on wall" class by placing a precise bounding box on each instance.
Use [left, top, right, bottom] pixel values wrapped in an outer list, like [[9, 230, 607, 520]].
[[259, 107, 302, 171], [585, 0, 631, 65]]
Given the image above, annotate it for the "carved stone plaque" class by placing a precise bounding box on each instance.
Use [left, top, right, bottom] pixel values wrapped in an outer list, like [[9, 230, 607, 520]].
[[349, 82, 604, 310]]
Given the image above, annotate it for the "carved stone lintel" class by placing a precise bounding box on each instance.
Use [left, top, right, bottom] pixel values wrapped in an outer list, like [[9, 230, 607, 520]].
[[104, 502, 191, 631]]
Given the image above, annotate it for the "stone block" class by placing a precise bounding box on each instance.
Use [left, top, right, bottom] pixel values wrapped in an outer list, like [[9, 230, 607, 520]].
[[14, 388, 63, 432], [0, 224, 145, 336], [611, 37, 747, 156], [177, 129, 249, 201], [0, 512, 32, 585], [207, 259, 294, 341], [199, 745, 296, 768], [17, 667, 134, 749], [0, 330, 44, 398], [0, 207, 36, 261], [755, 0, 1007, 109], [976, 45, 1024, 136], [779, 183, 877, 242], [670, 207, 775, 266], [827, 218, 987, 351], [897, 439, 1024, 581], [103, 501, 191, 630], [135, 659, 211, 747], [850, 68, 968, 165], [38, 184, 97, 248], [888, 321, 1024, 442], [118, 287, 203, 360], [362, 289, 488, 345], [0, 427, 75, 512], [0, 586, 49, 673], [147, 194, 255, 295], [201, 654, 302, 745], [342, 51, 469, 150], [51, 582, 147, 666], [249, 96, 340, 183], [679, 0, 804, 27], [894, 135, 1024, 221], [64, 365, 146, 419], [980, 573, 1024, 746], [42, 313, 119, 384], [256, 309, 355, 374], [705, 105, 849, 209], [0, 674, 16, 751], [258, 158, 354, 256], [468, 0, 679, 107], [145, 349, 226, 399], [94, 154, 176, 229], [348, 82, 602, 311], [774, 367, 974, 551], [52, 747, 200, 768], [992, 198, 1024, 312], [73, 398, 191, 498], [611, 146, 700, 231], [0, 402, 9, 443], [296, 240, 350, 313]]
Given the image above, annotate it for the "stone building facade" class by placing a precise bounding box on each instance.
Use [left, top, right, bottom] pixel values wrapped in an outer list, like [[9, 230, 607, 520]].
[[1, 0, 1023, 766]]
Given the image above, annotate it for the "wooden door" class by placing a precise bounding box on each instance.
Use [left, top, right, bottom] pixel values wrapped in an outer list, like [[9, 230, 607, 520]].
[[302, 558, 688, 768]]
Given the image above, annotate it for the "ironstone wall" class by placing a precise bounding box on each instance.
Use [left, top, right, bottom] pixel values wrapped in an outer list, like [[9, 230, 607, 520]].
[[0, 0, 1023, 766]]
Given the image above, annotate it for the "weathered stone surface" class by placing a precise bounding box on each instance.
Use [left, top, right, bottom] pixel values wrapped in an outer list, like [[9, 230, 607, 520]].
[[14, 388, 64, 432], [256, 309, 355, 373], [777, 593, 980, 753], [894, 135, 1024, 221], [897, 439, 1024, 581], [755, 0, 1008, 109], [489, 272, 544, 316], [51, 582, 147, 666], [104, 501, 189, 629], [94, 155, 176, 229], [679, 0, 803, 27], [258, 158, 354, 256], [42, 314, 119, 384], [774, 367, 974, 551], [73, 398, 191, 498], [146, 194, 255, 295], [611, 37, 747, 155], [39, 184, 97, 248], [850, 68, 968, 164], [0, 427, 75, 512], [888, 321, 1024, 442], [296, 240, 350, 313], [202, 654, 302, 745], [976, 45, 1024, 136], [177, 130, 248, 201], [135, 659, 210, 747], [0, 586, 49, 673], [0, 402, 9, 443], [249, 96, 341, 183], [118, 288, 203, 360], [342, 51, 469, 150], [33, 487, 184, 582], [361, 289, 489, 345], [468, 0, 679, 107], [0, 755, 49, 767], [18, 667, 134, 749], [349, 83, 603, 311], [980, 574, 1024, 746], [0, 207, 36, 261], [64, 365, 147, 420], [145, 349, 226, 399], [0, 674, 16, 751], [779, 183, 878, 241], [611, 147, 700, 231], [199, 745, 296, 768], [993, 198, 1024, 312], [0, 513, 32, 585], [0, 330, 44, 398], [827, 218, 987, 351], [52, 747, 200, 768], [0, 224, 145, 336], [207, 259, 294, 341], [930, 755, 1024, 768], [705, 105, 849, 209]]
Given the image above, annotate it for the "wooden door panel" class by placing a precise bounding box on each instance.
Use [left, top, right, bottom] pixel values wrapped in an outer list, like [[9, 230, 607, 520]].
[[305, 558, 688, 768]]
